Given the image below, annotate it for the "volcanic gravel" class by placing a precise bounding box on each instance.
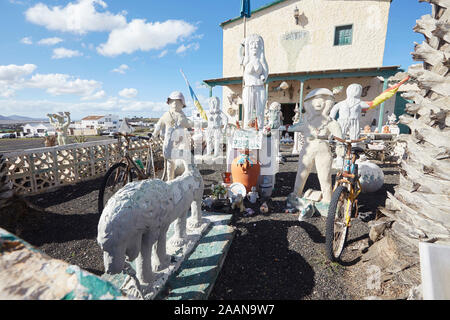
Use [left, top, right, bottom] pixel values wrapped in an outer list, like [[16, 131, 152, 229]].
[[1, 146, 399, 300]]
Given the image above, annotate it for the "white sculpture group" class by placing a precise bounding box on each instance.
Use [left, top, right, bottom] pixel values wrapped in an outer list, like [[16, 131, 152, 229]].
[[206, 97, 228, 158]]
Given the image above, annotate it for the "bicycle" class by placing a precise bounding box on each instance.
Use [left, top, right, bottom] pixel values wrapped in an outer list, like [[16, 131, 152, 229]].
[[98, 132, 163, 214], [323, 135, 369, 262]]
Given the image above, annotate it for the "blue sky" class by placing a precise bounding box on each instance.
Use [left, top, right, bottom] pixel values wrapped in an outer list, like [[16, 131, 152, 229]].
[[0, 0, 430, 120]]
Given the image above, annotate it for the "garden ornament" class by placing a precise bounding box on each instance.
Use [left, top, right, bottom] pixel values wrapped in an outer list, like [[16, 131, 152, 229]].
[[47, 112, 71, 146], [97, 156, 204, 287], [288, 88, 344, 206], [239, 34, 269, 129], [153, 91, 193, 181]]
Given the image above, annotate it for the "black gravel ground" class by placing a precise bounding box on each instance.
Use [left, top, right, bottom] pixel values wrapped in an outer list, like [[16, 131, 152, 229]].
[[1, 146, 399, 300]]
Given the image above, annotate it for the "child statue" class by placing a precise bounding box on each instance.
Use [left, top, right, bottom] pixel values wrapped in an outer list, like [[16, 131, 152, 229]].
[[329, 84, 370, 141], [239, 34, 269, 130], [292, 104, 304, 155], [47, 112, 71, 146], [288, 88, 344, 207], [153, 91, 193, 181], [206, 97, 228, 157]]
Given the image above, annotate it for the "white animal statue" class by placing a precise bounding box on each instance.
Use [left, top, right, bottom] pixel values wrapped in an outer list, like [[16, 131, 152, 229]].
[[153, 91, 193, 181], [206, 97, 228, 157], [288, 88, 344, 205], [239, 34, 269, 129], [97, 158, 204, 286], [47, 112, 71, 146], [329, 84, 370, 141]]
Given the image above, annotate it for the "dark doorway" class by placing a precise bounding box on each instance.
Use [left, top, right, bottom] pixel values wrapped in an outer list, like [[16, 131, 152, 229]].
[[281, 103, 296, 137]]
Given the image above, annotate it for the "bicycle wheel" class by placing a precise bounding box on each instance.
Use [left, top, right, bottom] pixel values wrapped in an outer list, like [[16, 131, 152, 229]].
[[325, 185, 350, 262], [98, 163, 132, 214]]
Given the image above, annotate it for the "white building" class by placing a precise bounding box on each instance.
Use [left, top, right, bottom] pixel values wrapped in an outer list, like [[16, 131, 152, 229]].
[[80, 115, 120, 132], [204, 0, 407, 133], [22, 123, 55, 137]]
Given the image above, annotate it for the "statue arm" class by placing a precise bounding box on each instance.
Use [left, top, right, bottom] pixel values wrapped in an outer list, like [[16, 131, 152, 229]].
[[329, 103, 340, 120], [153, 118, 164, 139], [328, 121, 345, 157], [360, 101, 371, 112], [63, 114, 71, 130]]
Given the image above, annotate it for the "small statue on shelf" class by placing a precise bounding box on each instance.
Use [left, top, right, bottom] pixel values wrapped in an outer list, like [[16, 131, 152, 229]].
[[246, 186, 259, 204]]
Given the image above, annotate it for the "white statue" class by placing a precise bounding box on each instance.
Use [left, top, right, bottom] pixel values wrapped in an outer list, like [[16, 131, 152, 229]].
[[97, 157, 204, 286], [268, 102, 283, 129], [288, 88, 344, 205], [239, 34, 269, 129], [47, 112, 71, 146], [246, 186, 259, 204], [206, 97, 228, 157], [292, 104, 304, 155], [329, 84, 370, 141], [153, 91, 193, 181]]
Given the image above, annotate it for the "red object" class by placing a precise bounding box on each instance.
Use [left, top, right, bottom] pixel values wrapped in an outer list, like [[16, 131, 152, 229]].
[[221, 172, 232, 184], [236, 121, 241, 130], [231, 150, 261, 192]]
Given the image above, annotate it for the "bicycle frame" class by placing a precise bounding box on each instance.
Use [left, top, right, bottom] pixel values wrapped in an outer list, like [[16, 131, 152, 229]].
[[332, 136, 366, 226]]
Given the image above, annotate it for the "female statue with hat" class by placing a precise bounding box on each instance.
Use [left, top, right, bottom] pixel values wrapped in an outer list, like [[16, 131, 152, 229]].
[[153, 91, 194, 180]]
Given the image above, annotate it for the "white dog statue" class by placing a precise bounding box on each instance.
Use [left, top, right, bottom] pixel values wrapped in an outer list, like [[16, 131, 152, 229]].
[[97, 158, 204, 286]]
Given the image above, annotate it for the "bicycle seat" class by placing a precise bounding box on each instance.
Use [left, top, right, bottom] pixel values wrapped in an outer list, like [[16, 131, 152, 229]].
[[351, 146, 365, 155]]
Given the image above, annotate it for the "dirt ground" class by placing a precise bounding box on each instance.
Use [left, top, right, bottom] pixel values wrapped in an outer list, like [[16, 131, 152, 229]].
[[0, 145, 401, 300]]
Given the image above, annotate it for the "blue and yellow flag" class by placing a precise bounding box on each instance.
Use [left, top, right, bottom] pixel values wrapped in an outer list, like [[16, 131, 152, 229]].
[[241, 0, 251, 18], [180, 69, 208, 121]]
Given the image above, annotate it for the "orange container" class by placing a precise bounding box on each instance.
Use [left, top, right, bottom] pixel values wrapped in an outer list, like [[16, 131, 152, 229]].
[[231, 150, 260, 192]]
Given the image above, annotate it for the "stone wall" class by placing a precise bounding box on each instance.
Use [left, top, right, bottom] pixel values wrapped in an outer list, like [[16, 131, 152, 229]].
[[2, 139, 153, 196]]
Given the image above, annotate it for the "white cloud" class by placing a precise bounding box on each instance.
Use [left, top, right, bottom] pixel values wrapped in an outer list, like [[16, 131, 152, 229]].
[[119, 88, 138, 99], [0, 64, 37, 98], [158, 50, 168, 58], [38, 37, 63, 45], [25, 0, 127, 35], [52, 47, 83, 59], [97, 19, 197, 57], [176, 42, 200, 55], [26, 73, 102, 97], [111, 64, 129, 74], [20, 37, 33, 45], [0, 64, 37, 81], [81, 90, 106, 101]]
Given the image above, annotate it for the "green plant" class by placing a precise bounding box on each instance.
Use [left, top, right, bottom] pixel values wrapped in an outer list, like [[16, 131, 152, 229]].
[[212, 184, 227, 198]]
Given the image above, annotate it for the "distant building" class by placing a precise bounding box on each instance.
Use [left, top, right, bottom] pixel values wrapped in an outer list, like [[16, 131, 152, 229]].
[[80, 114, 120, 132], [22, 123, 55, 137]]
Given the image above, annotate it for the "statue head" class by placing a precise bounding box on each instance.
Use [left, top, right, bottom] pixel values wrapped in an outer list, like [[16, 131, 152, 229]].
[[304, 88, 335, 118], [167, 91, 186, 111], [209, 96, 221, 114], [346, 84, 363, 100], [243, 34, 266, 65], [269, 101, 281, 112]]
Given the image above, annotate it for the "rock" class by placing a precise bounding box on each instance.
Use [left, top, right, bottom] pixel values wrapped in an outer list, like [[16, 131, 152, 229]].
[[357, 161, 385, 193]]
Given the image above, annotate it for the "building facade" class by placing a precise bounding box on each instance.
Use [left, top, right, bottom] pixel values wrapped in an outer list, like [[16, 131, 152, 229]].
[[80, 115, 120, 132], [204, 0, 402, 132]]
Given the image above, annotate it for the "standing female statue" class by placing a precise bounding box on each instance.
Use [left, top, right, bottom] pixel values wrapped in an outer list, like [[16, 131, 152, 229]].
[[239, 34, 269, 130]]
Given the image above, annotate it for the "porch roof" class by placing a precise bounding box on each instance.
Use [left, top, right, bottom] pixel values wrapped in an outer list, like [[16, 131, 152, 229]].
[[203, 66, 402, 87]]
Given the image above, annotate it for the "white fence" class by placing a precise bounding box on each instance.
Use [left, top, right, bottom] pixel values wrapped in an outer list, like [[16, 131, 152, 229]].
[[2, 139, 154, 196]]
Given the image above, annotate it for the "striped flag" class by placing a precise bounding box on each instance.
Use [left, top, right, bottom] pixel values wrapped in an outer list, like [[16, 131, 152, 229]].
[[180, 69, 208, 121], [366, 76, 410, 110], [241, 0, 251, 18]]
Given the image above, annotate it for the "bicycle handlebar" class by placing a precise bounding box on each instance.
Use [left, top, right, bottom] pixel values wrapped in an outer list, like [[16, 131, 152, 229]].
[[317, 135, 368, 144]]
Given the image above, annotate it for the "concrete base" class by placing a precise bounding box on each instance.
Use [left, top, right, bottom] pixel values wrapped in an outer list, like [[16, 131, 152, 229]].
[[101, 211, 234, 300]]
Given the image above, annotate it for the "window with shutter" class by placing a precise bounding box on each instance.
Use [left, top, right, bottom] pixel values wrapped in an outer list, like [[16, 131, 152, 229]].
[[334, 25, 353, 46]]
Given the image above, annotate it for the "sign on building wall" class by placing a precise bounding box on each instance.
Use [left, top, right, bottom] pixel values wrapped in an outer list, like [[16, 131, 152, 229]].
[[280, 30, 310, 70]]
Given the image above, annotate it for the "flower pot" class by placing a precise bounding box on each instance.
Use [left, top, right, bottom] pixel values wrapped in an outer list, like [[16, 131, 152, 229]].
[[231, 150, 260, 193]]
